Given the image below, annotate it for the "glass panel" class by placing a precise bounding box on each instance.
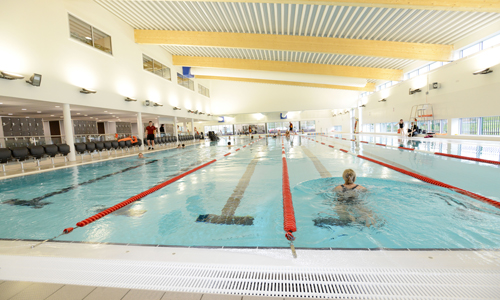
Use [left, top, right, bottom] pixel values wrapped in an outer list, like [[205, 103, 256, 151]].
[[441, 119, 448, 133], [460, 117, 479, 135], [153, 61, 164, 77], [462, 43, 481, 57], [177, 73, 183, 85], [69, 15, 93, 46], [429, 62, 442, 70], [418, 65, 429, 75], [481, 116, 500, 136], [408, 70, 418, 78], [162, 66, 171, 80], [483, 34, 500, 49], [143, 55, 154, 72], [92, 27, 112, 54]]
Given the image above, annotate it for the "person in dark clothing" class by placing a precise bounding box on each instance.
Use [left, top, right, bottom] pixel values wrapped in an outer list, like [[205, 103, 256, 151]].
[[159, 124, 165, 137], [145, 121, 156, 150]]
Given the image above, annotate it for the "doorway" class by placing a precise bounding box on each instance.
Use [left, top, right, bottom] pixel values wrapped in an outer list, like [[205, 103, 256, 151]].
[[97, 122, 105, 134]]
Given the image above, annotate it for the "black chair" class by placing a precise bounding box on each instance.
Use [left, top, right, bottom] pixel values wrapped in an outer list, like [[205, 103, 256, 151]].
[[86, 142, 96, 152], [95, 142, 105, 157], [74, 143, 86, 154], [29, 146, 46, 166], [43, 145, 59, 165], [118, 141, 126, 153], [104, 141, 112, 150], [57, 144, 70, 162], [133, 139, 142, 147], [0, 148, 12, 172], [125, 140, 132, 150], [11, 147, 29, 170], [111, 141, 119, 149]]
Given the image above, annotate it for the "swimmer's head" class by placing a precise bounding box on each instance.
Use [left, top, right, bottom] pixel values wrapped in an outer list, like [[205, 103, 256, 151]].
[[182, 144, 185, 148], [342, 169, 356, 184], [138, 153, 144, 158], [400, 119, 403, 122], [228, 142, 231, 145]]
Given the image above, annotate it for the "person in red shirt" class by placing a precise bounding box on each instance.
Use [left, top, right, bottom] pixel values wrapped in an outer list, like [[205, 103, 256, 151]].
[[145, 121, 156, 150]]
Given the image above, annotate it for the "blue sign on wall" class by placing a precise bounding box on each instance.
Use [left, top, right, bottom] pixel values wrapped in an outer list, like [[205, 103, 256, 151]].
[[218, 116, 225, 123], [280, 113, 287, 119]]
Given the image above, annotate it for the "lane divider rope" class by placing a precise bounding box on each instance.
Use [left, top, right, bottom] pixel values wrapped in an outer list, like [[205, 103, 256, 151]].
[[321, 135, 500, 166], [281, 138, 297, 258], [38, 138, 264, 246], [307, 136, 500, 209]]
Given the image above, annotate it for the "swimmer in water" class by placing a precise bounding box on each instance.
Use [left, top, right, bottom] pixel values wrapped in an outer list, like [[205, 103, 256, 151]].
[[177, 144, 181, 149], [227, 141, 232, 147], [182, 144, 185, 149], [332, 169, 376, 227], [138, 153, 144, 158]]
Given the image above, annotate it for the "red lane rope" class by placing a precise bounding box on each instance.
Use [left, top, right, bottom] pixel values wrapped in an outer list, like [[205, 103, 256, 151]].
[[435, 152, 500, 165], [281, 139, 296, 240], [361, 141, 369, 144], [398, 147, 415, 151], [67, 139, 262, 232], [376, 143, 386, 146], [76, 159, 217, 228], [340, 149, 348, 153], [328, 145, 334, 148], [321, 142, 325, 145], [357, 155, 500, 209]]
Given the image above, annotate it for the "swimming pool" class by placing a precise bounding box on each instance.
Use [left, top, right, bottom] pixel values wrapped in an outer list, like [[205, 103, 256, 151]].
[[1, 136, 499, 249]]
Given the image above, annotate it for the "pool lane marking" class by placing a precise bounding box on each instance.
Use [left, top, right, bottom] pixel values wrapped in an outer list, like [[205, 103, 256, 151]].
[[196, 151, 265, 226], [321, 134, 500, 166], [48, 138, 264, 241], [282, 139, 297, 258], [301, 146, 331, 178], [310, 137, 500, 209], [2, 159, 159, 209]]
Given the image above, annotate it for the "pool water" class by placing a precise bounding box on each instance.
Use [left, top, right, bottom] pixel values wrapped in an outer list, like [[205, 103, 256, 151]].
[[0, 136, 499, 249]]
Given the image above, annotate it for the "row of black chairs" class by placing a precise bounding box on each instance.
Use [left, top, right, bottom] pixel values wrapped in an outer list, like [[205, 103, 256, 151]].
[[150, 136, 178, 145], [74, 140, 143, 161], [0, 144, 71, 172]]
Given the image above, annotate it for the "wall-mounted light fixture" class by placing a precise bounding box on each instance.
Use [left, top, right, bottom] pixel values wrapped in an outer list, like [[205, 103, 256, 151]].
[[207, 114, 212, 116], [0, 71, 24, 80], [409, 88, 421, 95], [429, 82, 441, 89], [188, 110, 194, 113], [378, 99, 387, 102], [80, 88, 97, 94], [153, 102, 163, 107], [199, 112, 205, 115], [359, 104, 366, 108], [124, 97, 137, 102], [473, 68, 493, 75], [344, 110, 349, 114], [173, 107, 181, 110], [26, 73, 42, 86]]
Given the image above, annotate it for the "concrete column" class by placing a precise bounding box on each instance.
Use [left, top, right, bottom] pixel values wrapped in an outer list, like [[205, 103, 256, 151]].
[[136, 112, 144, 150], [62, 103, 76, 161]]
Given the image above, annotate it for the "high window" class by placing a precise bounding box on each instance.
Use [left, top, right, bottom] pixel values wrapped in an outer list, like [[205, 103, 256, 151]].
[[460, 116, 500, 136], [198, 84, 210, 97], [177, 73, 194, 91], [142, 54, 171, 80], [69, 14, 112, 55]]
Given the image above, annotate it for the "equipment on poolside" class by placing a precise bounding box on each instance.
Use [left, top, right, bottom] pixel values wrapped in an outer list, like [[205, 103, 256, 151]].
[[408, 104, 436, 135], [118, 136, 138, 143]]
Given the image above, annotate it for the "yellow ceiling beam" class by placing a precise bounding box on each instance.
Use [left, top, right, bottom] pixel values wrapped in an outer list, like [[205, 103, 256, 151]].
[[125, 0, 500, 13], [173, 56, 403, 81], [136, 30, 453, 62], [196, 75, 376, 91]]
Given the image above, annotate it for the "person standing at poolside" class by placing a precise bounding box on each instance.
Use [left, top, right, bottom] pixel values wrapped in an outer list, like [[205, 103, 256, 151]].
[[159, 124, 165, 137], [398, 119, 405, 137], [289, 122, 293, 133], [145, 121, 156, 150]]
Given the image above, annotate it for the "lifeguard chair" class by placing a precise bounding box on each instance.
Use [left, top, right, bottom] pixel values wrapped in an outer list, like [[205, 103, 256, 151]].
[[409, 104, 435, 135]]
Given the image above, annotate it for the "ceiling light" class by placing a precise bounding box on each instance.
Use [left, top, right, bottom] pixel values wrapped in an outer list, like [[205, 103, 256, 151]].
[[60, 116, 63, 118], [84, 114, 88, 116], [109, 113, 112, 114], [153, 102, 163, 107], [26, 73, 42, 86], [77, 113, 80, 115], [55, 106, 60, 108], [173, 107, 181, 110], [80, 88, 97, 94], [104, 111, 107, 112], [0, 103, 3, 104], [90, 117, 93, 118], [473, 68, 493, 75], [379, 99, 387, 102], [37, 111, 42, 113], [8, 113, 13, 115], [85, 36, 92, 40], [0, 71, 24, 80], [50, 115, 54, 116], [409, 88, 422, 95], [125, 97, 137, 102], [22, 108, 27, 110]]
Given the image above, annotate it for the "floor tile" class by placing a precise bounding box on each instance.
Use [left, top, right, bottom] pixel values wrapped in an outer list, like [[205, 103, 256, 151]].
[[0, 281, 33, 300], [83, 287, 130, 300], [122, 289, 165, 300], [46, 284, 96, 300], [9, 282, 63, 300], [201, 294, 242, 300], [161, 291, 203, 300]]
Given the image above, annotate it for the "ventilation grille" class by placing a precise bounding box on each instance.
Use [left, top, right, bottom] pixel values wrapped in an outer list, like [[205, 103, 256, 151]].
[[1, 255, 499, 299]]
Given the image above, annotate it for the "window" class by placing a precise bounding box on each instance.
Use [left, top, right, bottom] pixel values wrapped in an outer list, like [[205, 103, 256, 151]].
[[483, 34, 500, 49], [460, 117, 480, 135], [481, 116, 500, 135], [177, 73, 194, 91], [461, 43, 481, 57], [429, 62, 442, 71], [300, 121, 316, 132], [418, 65, 430, 75], [332, 126, 342, 132], [69, 14, 112, 54], [142, 54, 171, 80], [198, 84, 210, 97], [408, 70, 418, 79]]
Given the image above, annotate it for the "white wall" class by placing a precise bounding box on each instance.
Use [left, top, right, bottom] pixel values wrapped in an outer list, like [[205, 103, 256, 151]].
[[0, 0, 212, 120], [209, 80, 359, 115], [359, 44, 500, 136]]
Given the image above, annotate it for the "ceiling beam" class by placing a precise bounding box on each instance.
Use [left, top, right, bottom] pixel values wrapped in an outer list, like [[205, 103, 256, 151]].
[[123, 0, 500, 13], [136, 30, 453, 62], [196, 75, 376, 91], [173, 56, 403, 81]]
